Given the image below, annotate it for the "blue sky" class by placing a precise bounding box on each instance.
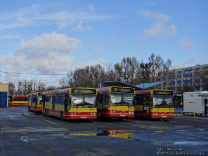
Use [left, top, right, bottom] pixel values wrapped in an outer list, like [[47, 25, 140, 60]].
[[0, 0, 208, 86]]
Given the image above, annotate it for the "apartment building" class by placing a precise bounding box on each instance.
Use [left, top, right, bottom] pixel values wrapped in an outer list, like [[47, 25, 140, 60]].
[[163, 64, 208, 93]]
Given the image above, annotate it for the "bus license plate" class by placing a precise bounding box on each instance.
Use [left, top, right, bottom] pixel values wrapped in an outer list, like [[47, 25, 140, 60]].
[[162, 116, 166, 117], [81, 117, 87, 118], [120, 115, 125, 116]]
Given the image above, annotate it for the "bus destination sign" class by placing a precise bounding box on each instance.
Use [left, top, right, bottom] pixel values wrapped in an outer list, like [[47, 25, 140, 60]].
[[111, 87, 134, 93], [71, 89, 96, 94], [153, 91, 173, 95]]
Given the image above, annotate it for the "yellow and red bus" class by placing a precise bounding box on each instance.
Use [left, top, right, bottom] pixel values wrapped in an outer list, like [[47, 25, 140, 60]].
[[8, 95, 28, 106], [97, 86, 135, 120], [134, 89, 174, 119], [42, 88, 97, 120], [28, 92, 42, 112]]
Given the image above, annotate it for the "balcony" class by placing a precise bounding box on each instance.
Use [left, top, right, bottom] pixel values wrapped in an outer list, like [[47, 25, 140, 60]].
[[167, 87, 175, 90], [177, 74, 181, 78], [170, 81, 175, 84], [194, 72, 200, 75], [167, 76, 171, 78], [183, 73, 192, 77], [194, 79, 200, 82], [183, 79, 191, 83], [177, 80, 181, 83], [194, 85, 200, 89]]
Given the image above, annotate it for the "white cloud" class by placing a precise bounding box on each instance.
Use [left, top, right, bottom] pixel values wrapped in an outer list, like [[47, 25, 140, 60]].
[[17, 16, 29, 25], [14, 32, 81, 56], [73, 21, 93, 31], [180, 38, 194, 51], [143, 23, 176, 38], [173, 63, 181, 69], [73, 21, 83, 31], [1, 32, 81, 74], [0, 55, 30, 72], [0, 34, 21, 40], [93, 44, 105, 54], [0, 4, 117, 30], [84, 57, 106, 67], [55, 11, 74, 29], [112, 36, 118, 41], [138, 9, 176, 40], [184, 57, 196, 66], [138, 9, 171, 22], [87, 5, 95, 11], [94, 38, 100, 41], [205, 59, 208, 64]]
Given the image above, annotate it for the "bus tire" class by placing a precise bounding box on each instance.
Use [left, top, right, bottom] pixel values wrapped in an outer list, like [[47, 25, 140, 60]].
[[44, 109, 47, 116], [135, 112, 140, 119], [97, 111, 101, 120], [19, 103, 22, 106], [46, 109, 49, 117], [60, 112, 64, 121]]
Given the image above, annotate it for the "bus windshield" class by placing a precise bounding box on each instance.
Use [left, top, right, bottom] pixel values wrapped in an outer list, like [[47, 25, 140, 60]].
[[152, 96, 173, 107], [70, 95, 96, 107], [109, 93, 134, 106], [37, 96, 42, 104], [172, 96, 181, 106]]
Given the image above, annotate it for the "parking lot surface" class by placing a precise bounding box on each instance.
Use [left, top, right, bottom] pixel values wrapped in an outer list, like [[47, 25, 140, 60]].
[[0, 107, 208, 156]]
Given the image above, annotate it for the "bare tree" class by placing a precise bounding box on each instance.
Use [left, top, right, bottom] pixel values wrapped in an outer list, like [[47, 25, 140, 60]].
[[8, 82, 15, 95], [16, 80, 23, 95]]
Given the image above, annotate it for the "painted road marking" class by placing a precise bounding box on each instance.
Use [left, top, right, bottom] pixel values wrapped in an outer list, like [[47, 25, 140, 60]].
[[43, 120, 55, 124]]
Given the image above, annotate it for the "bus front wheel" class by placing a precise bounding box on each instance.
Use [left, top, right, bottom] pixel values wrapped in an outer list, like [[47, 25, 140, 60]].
[[60, 112, 64, 121]]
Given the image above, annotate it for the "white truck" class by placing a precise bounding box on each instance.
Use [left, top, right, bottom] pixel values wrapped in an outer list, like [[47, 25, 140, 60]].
[[183, 92, 205, 114]]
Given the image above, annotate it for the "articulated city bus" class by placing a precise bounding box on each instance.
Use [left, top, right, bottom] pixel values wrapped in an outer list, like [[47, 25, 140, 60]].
[[8, 95, 28, 106], [28, 92, 42, 112], [97, 86, 135, 120], [42, 88, 97, 120], [172, 94, 183, 107], [134, 89, 175, 119]]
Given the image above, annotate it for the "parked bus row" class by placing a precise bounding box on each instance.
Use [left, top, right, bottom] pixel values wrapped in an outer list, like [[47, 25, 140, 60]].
[[27, 86, 175, 120]]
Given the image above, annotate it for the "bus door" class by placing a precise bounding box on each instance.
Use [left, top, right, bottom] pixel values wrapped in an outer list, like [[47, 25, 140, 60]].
[[52, 95, 55, 110], [102, 92, 108, 115], [144, 95, 150, 119], [64, 94, 69, 112], [42, 95, 45, 109], [205, 99, 208, 116]]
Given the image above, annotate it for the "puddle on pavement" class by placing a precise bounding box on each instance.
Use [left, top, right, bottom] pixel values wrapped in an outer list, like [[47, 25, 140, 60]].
[[53, 130, 134, 139], [174, 141, 208, 145]]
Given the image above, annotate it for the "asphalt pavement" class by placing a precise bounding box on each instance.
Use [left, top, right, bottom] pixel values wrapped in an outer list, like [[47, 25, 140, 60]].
[[0, 106, 208, 156]]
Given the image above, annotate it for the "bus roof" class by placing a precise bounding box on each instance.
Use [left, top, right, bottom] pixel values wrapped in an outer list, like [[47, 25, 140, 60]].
[[97, 86, 135, 92], [135, 90, 151, 94], [42, 88, 70, 95], [13, 95, 28, 97], [42, 88, 97, 95], [27, 92, 42, 96]]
